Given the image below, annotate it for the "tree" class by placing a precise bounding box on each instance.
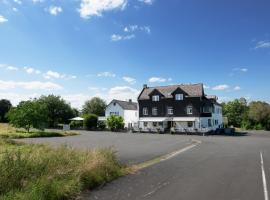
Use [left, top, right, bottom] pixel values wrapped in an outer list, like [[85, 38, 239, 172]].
[[248, 101, 270, 130], [106, 115, 124, 131], [83, 114, 98, 130], [222, 98, 248, 127], [0, 99, 12, 122], [38, 95, 76, 127], [7, 100, 47, 132], [82, 97, 106, 116]]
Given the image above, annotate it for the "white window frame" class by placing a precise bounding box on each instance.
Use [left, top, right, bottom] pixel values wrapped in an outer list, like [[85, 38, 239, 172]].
[[187, 106, 193, 115], [167, 107, 174, 115], [175, 94, 184, 101], [143, 107, 148, 116], [152, 95, 160, 102], [152, 107, 158, 116]]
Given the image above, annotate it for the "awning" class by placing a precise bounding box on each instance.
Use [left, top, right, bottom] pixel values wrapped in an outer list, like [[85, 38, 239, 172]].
[[172, 117, 197, 122], [139, 117, 172, 122], [69, 117, 84, 121]]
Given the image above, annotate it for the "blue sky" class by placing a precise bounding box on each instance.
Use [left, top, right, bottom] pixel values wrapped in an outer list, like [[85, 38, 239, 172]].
[[0, 0, 270, 108]]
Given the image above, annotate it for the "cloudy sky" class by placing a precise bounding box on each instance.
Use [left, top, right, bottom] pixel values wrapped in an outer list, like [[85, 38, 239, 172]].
[[0, 0, 270, 108]]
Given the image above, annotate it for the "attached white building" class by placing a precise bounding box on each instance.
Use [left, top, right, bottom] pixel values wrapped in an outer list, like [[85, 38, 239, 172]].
[[99, 99, 138, 128]]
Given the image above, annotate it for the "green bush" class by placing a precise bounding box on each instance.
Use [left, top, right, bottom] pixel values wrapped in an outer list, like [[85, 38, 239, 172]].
[[0, 140, 123, 200], [106, 116, 124, 131], [97, 121, 106, 130], [83, 114, 98, 130], [70, 121, 83, 129]]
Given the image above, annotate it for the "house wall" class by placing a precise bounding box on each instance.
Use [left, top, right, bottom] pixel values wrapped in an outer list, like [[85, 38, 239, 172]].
[[105, 103, 124, 118], [105, 102, 138, 128], [124, 110, 139, 128]]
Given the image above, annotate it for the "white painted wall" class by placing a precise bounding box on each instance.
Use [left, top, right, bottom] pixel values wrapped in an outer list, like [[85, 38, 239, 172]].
[[105, 102, 138, 128]]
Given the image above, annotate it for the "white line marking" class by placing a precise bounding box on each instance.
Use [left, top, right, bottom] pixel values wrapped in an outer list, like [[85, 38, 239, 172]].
[[260, 151, 269, 200]]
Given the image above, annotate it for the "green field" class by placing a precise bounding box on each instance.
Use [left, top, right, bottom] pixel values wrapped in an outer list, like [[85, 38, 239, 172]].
[[0, 123, 77, 139]]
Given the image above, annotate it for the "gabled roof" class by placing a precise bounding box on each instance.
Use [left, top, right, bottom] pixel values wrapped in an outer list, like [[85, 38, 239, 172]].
[[109, 99, 138, 110], [138, 83, 204, 100]]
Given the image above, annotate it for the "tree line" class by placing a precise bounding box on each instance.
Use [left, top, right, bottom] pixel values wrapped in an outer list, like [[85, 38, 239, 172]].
[[222, 98, 270, 130], [0, 95, 124, 132]]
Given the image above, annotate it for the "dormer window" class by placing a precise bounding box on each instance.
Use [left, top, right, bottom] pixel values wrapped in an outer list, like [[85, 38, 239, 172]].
[[175, 94, 183, 101], [152, 95, 160, 102]]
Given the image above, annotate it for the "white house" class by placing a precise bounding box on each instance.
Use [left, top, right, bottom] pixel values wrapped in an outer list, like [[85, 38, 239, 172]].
[[99, 99, 138, 128]]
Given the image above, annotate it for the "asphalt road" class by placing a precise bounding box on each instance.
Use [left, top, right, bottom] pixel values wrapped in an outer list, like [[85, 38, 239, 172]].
[[18, 131, 193, 164], [81, 131, 270, 200]]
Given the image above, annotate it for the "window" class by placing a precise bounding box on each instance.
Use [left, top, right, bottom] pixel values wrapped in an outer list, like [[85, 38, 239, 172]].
[[158, 122, 163, 127], [152, 95, 160, 102], [110, 112, 119, 116], [167, 107, 174, 115], [175, 94, 184, 101], [187, 121, 193, 128], [152, 107, 158, 116], [143, 107, 148, 115], [144, 122, 148, 127], [187, 106, 193, 115], [208, 119, 212, 127], [153, 122, 157, 127]]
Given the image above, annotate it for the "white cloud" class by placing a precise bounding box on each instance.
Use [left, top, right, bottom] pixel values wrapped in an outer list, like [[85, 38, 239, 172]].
[[97, 71, 116, 77], [212, 84, 230, 91], [138, 0, 154, 5], [233, 67, 248, 72], [13, 0, 22, 4], [111, 34, 135, 41], [254, 41, 270, 49], [48, 6, 63, 16], [203, 85, 210, 89], [24, 67, 41, 74], [78, 0, 127, 19], [148, 77, 167, 83], [123, 76, 136, 84], [12, 7, 18, 12], [0, 80, 62, 91], [234, 86, 241, 91], [108, 86, 139, 101], [32, 0, 44, 3], [0, 92, 40, 106], [6, 66, 18, 71], [0, 15, 8, 23], [124, 25, 151, 34], [43, 70, 76, 80]]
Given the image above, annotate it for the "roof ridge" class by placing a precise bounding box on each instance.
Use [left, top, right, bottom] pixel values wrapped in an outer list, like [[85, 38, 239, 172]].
[[146, 83, 203, 89]]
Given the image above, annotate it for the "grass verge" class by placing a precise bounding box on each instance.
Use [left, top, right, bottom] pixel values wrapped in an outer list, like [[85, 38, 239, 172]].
[[0, 139, 125, 200], [0, 123, 77, 139]]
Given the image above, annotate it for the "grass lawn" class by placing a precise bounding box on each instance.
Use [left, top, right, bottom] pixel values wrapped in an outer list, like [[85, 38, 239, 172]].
[[0, 123, 77, 139], [0, 139, 125, 200]]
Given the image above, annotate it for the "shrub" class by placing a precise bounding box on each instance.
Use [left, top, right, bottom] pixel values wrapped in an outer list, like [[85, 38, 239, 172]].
[[106, 116, 124, 131], [83, 114, 98, 130], [70, 121, 83, 130], [97, 121, 106, 130]]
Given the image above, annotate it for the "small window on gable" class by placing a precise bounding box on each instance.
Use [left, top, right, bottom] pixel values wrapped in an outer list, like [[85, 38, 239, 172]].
[[187, 106, 193, 115], [175, 94, 184, 101], [152, 95, 160, 102]]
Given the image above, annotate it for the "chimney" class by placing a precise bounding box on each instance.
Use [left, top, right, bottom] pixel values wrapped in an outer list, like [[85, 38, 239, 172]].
[[129, 99, 132, 103], [143, 84, 148, 89]]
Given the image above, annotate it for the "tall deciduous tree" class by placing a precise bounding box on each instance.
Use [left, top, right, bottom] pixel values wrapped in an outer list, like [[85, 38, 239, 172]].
[[0, 99, 12, 122], [7, 100, 47, 132], [38, 95, 76, 127], [248, 101, 270, 129], [82, 97, 106, 116], [222, 98, 248, 127]]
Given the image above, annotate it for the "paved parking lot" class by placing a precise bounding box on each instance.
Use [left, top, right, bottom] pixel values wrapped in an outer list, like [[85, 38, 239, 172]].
[[19, 131, 193, 164]]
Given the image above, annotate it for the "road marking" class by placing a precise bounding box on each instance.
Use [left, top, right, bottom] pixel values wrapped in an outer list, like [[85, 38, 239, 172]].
[[260, 151, 269, 200], [131, 139, 201, 171]]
